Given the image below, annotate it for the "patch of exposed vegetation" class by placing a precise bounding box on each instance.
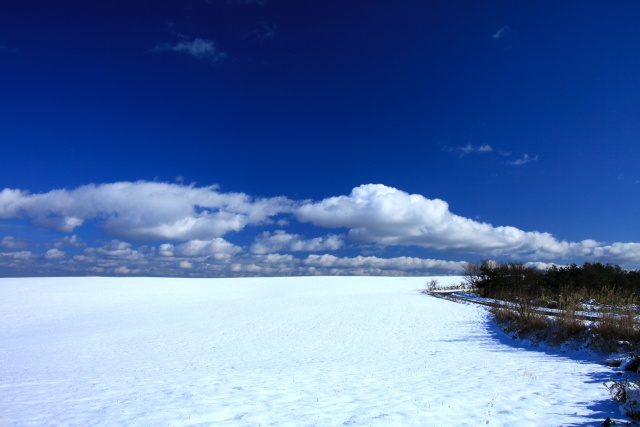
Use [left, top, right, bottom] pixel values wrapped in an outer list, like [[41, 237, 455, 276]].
[[464, 260, 640, 352]]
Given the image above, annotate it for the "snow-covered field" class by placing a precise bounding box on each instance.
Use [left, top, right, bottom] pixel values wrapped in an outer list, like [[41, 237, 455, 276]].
[[0, 276, 622, 426]]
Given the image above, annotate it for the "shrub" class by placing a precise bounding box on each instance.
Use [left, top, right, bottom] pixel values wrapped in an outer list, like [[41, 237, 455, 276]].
[[490, 304, 548, 337], [426, 279, 439, 292]]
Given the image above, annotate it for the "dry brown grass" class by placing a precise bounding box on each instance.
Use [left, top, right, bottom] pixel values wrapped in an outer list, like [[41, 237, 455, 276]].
[[592, 309, 639, 351], [490, 303, 548, 337], [490, 290, 639, 351], [552, 295, 588, 342], [590, 288, 640, 351]]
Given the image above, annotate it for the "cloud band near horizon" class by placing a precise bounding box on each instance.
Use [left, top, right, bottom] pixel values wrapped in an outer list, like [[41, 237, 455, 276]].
[[1, 181, 639, 276]]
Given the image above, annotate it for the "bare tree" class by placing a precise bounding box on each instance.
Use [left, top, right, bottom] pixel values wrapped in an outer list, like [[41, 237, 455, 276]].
[[463, 262, 482, 291]]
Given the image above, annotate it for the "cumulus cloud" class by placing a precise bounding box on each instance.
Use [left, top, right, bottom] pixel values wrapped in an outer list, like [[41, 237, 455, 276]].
[[303, 254, 465, 273], [115, 266, 141, 275], [54, 235, 83, 248], [88, 240, 144, 260], [224, 253, 463, 277], [2, 181, 640, 275], [172, 238, 242, 259], [295, 184, 602, 259], [152, 37, 228, 63], [585, 242, 640, 265], [0, 181, 293, 242], [158, 243, 175, 257], [17, 239, 457, 277], [44, 249, 65, 259], [250, 230, 344, 254], [66, 241, 151, 276], [16, 230, 462, 277]]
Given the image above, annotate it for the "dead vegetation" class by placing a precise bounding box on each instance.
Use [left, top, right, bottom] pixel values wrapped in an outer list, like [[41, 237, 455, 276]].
[[463, 261, 640, 352]]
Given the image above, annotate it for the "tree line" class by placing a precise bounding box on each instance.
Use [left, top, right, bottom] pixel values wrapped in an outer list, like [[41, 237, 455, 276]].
[[465, 260, 640, 302]]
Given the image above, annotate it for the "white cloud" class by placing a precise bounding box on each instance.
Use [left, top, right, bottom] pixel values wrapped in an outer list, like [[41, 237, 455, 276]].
[[66, 241, 150, 276], [0, 181, 293, 242], [173, 238, 242, 260], [303, 254, 465, 273], [295, 184, 598, 259], [45, 249, 65, 260], [88, 240, 144, 260], [223, 253, 463, 277], [0, 188, 26, 217], [152, 38, 228, 63], [54, 235, 83, 248], [227, 253, 299, 276], [0, 236, 15, 248], [445, 143, 536, 166], [114, 266, 140, 275], [492, 25, 511, 40], [0, 251, 32, 260], [525, 261, 567, 270], [51, 235, 461, 277], [458, 144, 494, 155], [260, 253, 296, 263], [158, 243, 175, 257], [1, 236, 28, 249], [508, 153, 538, 166], [3, 181, 640, 275], [584, 242, 640, 265], [250, 230, 344, 254]]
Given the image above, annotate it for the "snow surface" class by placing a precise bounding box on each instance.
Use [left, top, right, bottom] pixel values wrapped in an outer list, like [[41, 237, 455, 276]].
[[0, 276, 622, 426]]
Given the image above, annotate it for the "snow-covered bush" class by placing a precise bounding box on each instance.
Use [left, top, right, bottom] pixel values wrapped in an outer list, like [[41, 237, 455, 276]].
[[605, 376, 640, 419]]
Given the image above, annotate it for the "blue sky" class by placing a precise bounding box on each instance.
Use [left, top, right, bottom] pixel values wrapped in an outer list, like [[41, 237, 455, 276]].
[[1, 0, 639, 277]]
